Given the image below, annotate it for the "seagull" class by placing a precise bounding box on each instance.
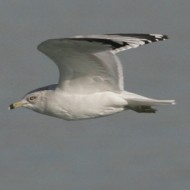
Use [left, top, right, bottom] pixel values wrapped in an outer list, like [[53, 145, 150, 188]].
[[9, 34, 175, 120]]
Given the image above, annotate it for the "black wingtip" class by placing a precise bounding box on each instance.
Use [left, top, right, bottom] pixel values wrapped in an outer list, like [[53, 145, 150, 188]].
[[106, 33, 169, 41]]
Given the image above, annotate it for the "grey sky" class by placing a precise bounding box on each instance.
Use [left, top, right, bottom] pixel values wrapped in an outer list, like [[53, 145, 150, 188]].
[[0, 0, 190, 190]]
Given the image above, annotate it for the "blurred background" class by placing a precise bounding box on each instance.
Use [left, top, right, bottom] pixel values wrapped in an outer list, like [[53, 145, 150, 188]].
[[0, 0, 190, 190]]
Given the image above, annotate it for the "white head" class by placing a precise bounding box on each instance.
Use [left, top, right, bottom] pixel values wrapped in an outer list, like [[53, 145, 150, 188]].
[[9, 91, 47, 113]]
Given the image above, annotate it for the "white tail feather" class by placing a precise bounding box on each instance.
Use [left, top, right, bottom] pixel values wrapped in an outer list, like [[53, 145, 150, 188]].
[[152, 99, 176, 105], [123, 92, 176, 106]]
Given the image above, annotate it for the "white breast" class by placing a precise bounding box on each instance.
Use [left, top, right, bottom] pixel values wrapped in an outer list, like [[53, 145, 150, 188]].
[[45, 91, 127, 120]]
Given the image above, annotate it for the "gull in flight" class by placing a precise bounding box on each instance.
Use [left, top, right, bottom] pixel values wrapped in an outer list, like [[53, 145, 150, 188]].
[[9, 34, 175, 120]]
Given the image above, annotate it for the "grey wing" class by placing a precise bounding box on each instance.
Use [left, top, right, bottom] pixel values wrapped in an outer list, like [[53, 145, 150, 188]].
[[37, 34, 168, 94]]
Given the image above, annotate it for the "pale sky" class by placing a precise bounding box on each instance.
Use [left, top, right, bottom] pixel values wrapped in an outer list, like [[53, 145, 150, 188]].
[[0, 0, 190, 190]]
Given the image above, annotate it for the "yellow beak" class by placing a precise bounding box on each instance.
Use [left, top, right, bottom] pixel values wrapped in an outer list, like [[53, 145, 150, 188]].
[[9, 101, 26, 110]]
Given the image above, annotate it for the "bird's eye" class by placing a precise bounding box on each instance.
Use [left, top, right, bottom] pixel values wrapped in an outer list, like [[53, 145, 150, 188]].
[[27, 96, 37, 102]]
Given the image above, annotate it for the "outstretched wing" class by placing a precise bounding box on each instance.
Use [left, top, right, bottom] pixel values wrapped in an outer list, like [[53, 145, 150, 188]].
[[37, 34, 168, 94]]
